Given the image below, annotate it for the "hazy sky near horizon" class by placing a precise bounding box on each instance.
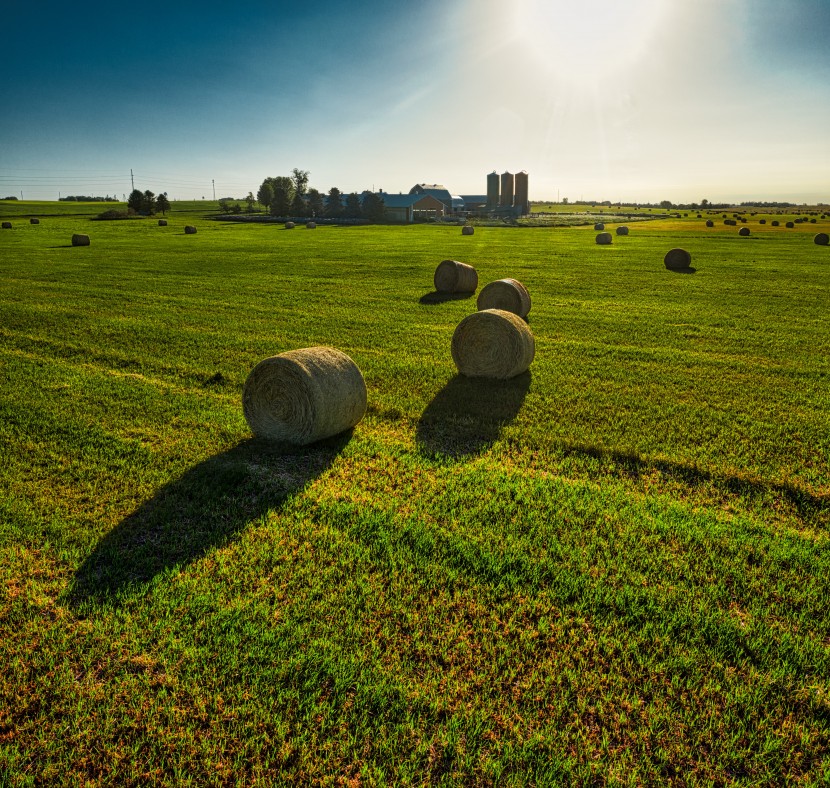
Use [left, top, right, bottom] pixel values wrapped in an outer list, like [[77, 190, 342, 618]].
[[2, 0, 828, 203]]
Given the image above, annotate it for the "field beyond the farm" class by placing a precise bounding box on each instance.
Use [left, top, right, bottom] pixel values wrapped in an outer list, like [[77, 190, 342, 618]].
[[1, 202, 829, 785]]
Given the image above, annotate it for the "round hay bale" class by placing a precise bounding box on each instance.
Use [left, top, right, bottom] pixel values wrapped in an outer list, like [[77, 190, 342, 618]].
[[724, 219, 736, 226], [71, 233, 90, 246], [706, 220, 714, 227], [786, 221, 795, 228], [306, 221, 316, 229], [184, 225, 197, 234], [810, 219, 817, 224], [771, 220, 780, 227], [759, 219, 766, 224], [451, 309, 535, 380], [462, 225, 474, 235], [1, 222, 11, 229], [158, 219, 168, 226], [594, 222, 605, 231], [815, 233, 829, 246], [434, 259, 478, 293], [285, 221, 295, 229], [30, 218, 40, 225], [739, 227, 750, 236], [664, 248, 692, 270], [740, 218, 747, 223], [616, 225, 629, 236], [242, 346, 367, 445], [595, 232, 613, 245], [476, 278, 531, 318]]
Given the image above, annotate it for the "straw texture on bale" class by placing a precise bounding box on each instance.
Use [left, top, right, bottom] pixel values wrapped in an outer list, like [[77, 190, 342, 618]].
[[434, 259, 478, 293], [616, 226, 629, 236], [594, 222, 605, 231], [285, 221, 295, 229], [476, 278, 531, 318], [158, 219, 167, 226], [706, 220, 714, 227], [306, 221, 316, 229], [739, 227, 750, 236], [71, 234, 90, 246], [184, 225, 197, 234], [786, 221, 795, 228], [462, 225, 474, 235], [815, 233, 829, 246], [242, 346, 367, 445], [1, 222, 11, 229], [451, 309, 535, 380], [30, 218, 39, 225], [664, 248, 692, 270], [595, 232, 613, 245]]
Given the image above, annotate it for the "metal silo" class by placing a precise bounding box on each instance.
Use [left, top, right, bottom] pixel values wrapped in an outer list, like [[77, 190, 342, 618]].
[[486, 171, 499, 210], [500, 171, 514, 208], [513, 170, 529, 215]]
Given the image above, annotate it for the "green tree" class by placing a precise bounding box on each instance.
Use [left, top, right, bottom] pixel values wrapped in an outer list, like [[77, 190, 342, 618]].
[[325, 187, 342, 217], [291, 168, 309, 198], [290, 190, 306, 217], [660, 200, 673, 209], [270, 183, 292, 217], [257, 180, 273, 211], [245, 192, 256, 213], [143, 190, 156, 215], [307, 188, 324, 217], [156, 193, 170, 215], [343, 192, 361, 219], [218, 198, 231, 213], [361, 192, 385, 223], [127, 189, 144, 214]]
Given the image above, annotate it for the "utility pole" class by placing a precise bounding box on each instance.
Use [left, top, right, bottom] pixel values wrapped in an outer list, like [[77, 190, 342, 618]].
[[212, 179, 215, 200], [130, 169, 134, 192]]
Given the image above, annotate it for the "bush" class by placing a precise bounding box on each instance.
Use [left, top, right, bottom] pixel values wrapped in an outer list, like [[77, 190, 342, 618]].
[[94, 209, 138, 221]]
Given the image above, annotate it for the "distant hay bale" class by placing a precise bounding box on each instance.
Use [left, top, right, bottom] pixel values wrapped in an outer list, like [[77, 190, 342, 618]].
[[30, 218, 39, 225], [810, 219, 817, 224], [158, 219, 167, 226], [740, 218, 747, 223], [462, 225, 474, 235], [771, 220, 780, 226], [759, 219, 766, 224], [594, 222, 605, 231], [476, 278, 531, 318], [71, 233, 90, 246], [739, 227, 750, 236], [705, 220, 714, 227], [434, 259, 478, 293], [724, 219, 736, 226], [815, 233, 829, 246], [306, 221, 316, 229], [184, 225, 197, 234], [786, 221, 795, 228], [451, 309, 535, 380], [285, 221, 295, 229], [1, 222, 11, 229], [242, 346, 367, 445], [615, 225, 629, 236], [664, 248, 692, 270], [595, 232, 613, 245]]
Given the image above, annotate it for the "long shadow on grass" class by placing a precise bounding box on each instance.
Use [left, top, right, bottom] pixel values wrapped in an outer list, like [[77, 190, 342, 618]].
[[417, 373, 531, 458], [68, 434, 350, 606], [419, 291, 475, 305]]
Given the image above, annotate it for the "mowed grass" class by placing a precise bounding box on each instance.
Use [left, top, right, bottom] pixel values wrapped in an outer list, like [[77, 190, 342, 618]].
[[1, 202, 829, 785]]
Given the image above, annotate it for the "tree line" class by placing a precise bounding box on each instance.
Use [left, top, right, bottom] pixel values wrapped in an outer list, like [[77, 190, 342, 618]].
[[255, 169, 385, 222], [127, 189, 171, 215]]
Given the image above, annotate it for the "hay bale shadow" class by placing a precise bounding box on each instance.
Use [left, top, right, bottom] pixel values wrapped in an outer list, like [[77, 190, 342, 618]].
[[669, 266, 697, 275], [419, 291, 476, 305], [417, 373, 531, 458], [67, 434, 350, 606]]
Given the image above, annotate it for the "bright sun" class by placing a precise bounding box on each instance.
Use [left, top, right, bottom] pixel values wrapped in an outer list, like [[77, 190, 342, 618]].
[[513, 0, 668, 83]]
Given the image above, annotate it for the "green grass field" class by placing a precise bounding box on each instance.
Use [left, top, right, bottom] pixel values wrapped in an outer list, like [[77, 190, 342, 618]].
[[1, 201, 829, 785]]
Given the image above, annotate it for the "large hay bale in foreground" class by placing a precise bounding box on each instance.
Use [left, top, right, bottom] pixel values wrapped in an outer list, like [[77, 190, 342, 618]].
[[616, 225, 629, 236], [786, 221, 795, 228], [184, 225, 197, 234], [1, 222, 11, 229], [739, 227, 750, 236], [30, 218, 40, 225], [462, 225, 474, 235], [451, 309, 535, 380], [285, 221, 295, 229], [477, 278, 531, 318], [71, 233, 90, 246], [158, 219, 168, 226], [705, 220, 714, 227], [306, 221, 316, 229], [242, 347, 367, 445], [594, 222, 605, 231], [434, 259, 478, 293], [815, 233, 829, 246], [664, 248, 692, 270], [595, 232, 613, 245]]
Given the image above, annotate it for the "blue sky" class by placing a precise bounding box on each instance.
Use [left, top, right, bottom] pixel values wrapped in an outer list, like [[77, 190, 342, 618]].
[[2, 0, 828, 203]]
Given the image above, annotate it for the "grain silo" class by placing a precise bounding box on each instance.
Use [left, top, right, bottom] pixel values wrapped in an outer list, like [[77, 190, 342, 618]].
[[486, 171, 499, 210], [500, 171, 514, 208], [513, 171, 529, 215]]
